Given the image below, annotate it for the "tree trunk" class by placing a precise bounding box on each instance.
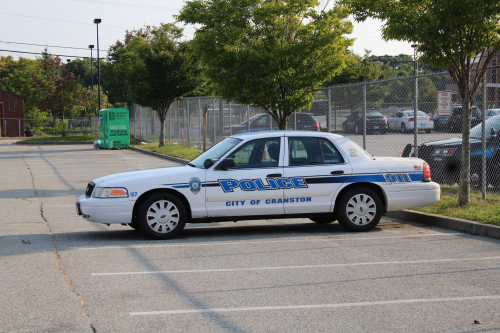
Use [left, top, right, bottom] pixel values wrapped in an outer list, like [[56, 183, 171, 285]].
[[157, 108, 167, 147]]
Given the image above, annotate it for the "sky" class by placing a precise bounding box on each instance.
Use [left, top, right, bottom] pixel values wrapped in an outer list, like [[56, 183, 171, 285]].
[[0, 0, 416, 62]]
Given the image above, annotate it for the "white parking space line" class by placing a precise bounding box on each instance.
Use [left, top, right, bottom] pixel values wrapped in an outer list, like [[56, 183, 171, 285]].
[[79, 233, 461, 251], [92, 256, 500, 276], [130, 295, 500, 316]]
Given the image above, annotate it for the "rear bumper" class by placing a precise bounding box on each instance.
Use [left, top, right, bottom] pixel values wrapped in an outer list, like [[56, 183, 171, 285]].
[[382, 182, 441, 211]]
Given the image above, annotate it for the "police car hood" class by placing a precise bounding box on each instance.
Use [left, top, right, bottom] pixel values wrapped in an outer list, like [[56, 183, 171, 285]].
[[93, 165, 191, 186], [420, 137, 482, 147]]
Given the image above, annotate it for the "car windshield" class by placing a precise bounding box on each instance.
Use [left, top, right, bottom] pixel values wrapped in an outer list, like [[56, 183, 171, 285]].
[[366, 112, 383, 117], [470, 116, 500, 139], [190, 137, 242, 167], [240, 114, 261, 125]]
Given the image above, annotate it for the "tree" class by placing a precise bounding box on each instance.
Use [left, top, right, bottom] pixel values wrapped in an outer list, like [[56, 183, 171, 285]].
[[178, 0, 353, 129], [26, 55, 85, 129], [323, 50, 391, 86], [341, 0, 500, 206], [111, 24, 201, 147]]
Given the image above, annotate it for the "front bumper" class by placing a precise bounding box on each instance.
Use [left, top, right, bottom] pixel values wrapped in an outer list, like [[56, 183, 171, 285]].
[[76, 195, 134, 224]]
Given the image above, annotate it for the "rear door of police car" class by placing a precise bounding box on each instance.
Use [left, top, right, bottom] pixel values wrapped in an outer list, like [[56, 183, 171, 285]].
[[205, 136, 285, 218], [283, 135, 352, 214]]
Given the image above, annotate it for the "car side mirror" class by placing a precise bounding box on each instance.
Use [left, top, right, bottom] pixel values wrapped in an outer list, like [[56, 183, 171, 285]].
[[219, 158, 236, 170], [490, 127, 496, 137], [204, 159, 215, 168]]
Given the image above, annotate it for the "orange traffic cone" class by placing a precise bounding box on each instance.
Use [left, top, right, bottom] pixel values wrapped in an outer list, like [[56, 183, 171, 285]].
[[180, 128, 185, 139]]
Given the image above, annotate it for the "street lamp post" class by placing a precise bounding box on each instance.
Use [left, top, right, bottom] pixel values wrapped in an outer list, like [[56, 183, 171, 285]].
[[94, 19, 101, 111], [411, 44, 418, 76], [88, 45, 94, 91]]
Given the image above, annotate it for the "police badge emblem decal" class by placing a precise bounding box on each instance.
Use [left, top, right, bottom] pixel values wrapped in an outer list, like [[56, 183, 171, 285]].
[[189, 177, 202, 194]]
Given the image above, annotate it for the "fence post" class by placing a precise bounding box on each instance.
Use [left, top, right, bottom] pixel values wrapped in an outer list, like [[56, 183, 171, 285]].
[[168, 105, 171, 143], [213, 98, 217, 145], [146, 109, 149, 143], [187, 100, 191, 147], [247, 105, 250, 133], [199, 99, 202, 148], [229, 102, 232, 136], [481, 76, 487, 200], [363, 84, 366, 150], [327, 88, 331, 133], [18, 118, 20, 140], [139, 105, 142, 142], [413, 76, 419, 158]]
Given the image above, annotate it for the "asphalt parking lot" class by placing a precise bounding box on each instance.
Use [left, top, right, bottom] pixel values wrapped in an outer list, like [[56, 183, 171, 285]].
[[1, 141, 500, 332]]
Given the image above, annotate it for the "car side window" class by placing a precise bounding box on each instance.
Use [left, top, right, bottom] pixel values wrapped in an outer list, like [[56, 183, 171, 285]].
[[320, 139, 345, 164], [228, 138, 280, 169], [289, 137, 344, 165]]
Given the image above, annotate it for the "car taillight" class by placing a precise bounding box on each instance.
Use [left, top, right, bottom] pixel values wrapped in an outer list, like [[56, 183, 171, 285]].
[[456, 115, 461, 119], [423, 162, 431, 182], [429, 117, 434, 121], [313, 123, 320, 131], [409, 117, 414, 122], [383, 117, 387, 122]]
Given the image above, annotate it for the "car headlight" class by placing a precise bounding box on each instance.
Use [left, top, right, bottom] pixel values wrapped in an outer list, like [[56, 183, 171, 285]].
[[92, 187, 128, 198]]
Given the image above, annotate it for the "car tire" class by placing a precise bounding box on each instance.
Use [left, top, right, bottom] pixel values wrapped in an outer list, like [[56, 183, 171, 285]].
[[426, 129, 431, 133], [137, 192, 187, 240], [310, 217, 336, 224], [401, 123, 406, 133], [127, 221, 139, 230], [470, 162, 483, 189], [335, 187, 382, 232]]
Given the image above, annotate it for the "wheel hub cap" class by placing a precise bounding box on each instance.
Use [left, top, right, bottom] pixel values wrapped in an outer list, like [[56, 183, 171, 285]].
[[146, 200, 179, 233], [346, 194, 376, 226]]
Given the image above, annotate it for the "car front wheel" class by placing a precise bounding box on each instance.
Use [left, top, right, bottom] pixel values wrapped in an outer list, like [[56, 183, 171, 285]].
[[310, 217, 336, 224], [336, 187, 382, 232], [137, 192, 187, 240]]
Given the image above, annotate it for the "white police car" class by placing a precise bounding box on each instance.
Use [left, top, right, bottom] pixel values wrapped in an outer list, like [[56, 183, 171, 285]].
[[76, 131, 440, 239]]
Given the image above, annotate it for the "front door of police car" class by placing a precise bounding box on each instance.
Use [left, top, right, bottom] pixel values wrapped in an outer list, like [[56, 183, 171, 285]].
[[205, 137, 285, 218]]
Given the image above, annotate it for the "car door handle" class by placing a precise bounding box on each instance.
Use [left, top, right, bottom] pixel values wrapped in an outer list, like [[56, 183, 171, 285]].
[[331, 170, 344, 175], [267, 173, 282, 177]]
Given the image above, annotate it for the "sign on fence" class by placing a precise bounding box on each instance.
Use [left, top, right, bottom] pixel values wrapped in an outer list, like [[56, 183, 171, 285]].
[[437, 91, 452, 116]]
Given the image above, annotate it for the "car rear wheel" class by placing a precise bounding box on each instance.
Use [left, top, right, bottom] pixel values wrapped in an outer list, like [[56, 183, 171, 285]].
[[336, 187, 382, 232], [137, 192, 187, 240], [401, 123, 407, 133]]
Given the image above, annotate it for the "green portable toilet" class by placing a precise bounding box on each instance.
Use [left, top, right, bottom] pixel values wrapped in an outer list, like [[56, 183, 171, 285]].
[[99, 108, 130, 149]]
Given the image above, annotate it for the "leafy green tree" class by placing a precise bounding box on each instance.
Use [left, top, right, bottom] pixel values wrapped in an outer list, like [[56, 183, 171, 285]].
[[111, 24, 201, 146], [341, 0, 500, 206], [26, 56, 86, 129], [0, 56, 42, 95], [178, 0, 353, 129], [324, 50, 391, 86]]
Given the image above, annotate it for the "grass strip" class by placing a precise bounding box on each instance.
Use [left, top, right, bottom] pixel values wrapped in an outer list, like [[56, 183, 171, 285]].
[[21, 134, 99, 142], [413, 186, 500, 226], [133, 142, 203, 161]]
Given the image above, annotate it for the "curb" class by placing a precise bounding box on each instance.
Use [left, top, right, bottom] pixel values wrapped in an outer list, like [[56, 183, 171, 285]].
[[16, 141, 93, 145], [130, 146, 190, 165], [385, 210, 500, 240]]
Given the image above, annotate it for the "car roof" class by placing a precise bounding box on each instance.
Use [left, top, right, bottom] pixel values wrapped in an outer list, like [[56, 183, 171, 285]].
[[230, 130, 343, 140]]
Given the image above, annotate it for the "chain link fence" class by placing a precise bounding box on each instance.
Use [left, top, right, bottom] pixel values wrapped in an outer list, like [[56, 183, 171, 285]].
[[0, 117, 100, 138], [130, 67, 500, 193]]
